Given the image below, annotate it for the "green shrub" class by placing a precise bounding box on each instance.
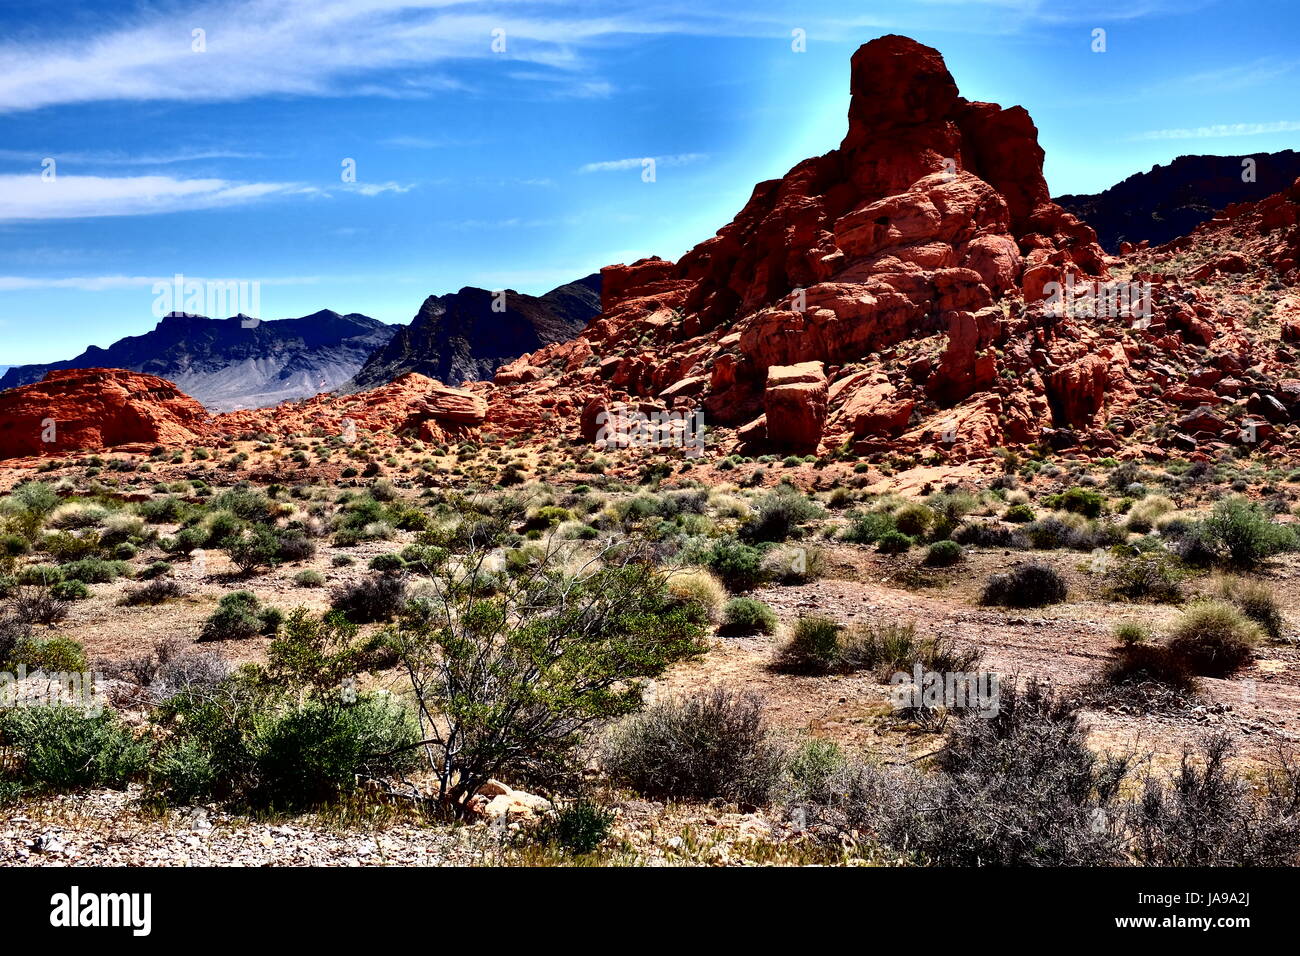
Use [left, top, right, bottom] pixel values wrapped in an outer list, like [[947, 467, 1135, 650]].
[[923, 540, 963, 567], [1215, 576, 1285, 640], [893, 503, 934, 538], [841, 509, 895, 544], [10, 634, 88, 672], [1200, 497, 1296, 569], [50, 579, 90, 601], [602, 688, 783, 806], [704, 539, 766, 591], [294, 569, 326, 588], [837, 623, 982, 679], [772, 616, 842, 673], [720, 597, 778, 635], [1166, 601, 1262, 676], [331, 573, 407, 623], [1045, 487, 1105, 518], [876, 530, 914, 554], [742, 487, 822, 543], [60, 558, 129, 584], [200, 591, 281, 641], [1, 706, 146, 790], [1114, 621, 1150, 646], [1004, 504, 1035, 523], [119, 577, 183, 606], [980, 562, 1067, 608], [543, 801, 616, 855], [1107, 550, 1185, 603]]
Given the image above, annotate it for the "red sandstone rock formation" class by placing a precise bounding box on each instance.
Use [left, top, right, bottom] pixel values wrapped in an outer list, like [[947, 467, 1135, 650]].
[[0, 368, 211, 459]]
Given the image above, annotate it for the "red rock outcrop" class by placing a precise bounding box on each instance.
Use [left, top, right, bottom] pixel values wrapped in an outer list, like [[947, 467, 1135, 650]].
[[0, 368, 211, 459], [478, 34, 1119, 459]]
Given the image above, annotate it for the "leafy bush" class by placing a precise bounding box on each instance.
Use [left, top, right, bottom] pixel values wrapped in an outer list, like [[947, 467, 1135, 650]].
[[1045, 487, 1106, 518], [119, 577, 183, 606], [603, 688, 783, 806], [1004, 503, 1035, 523], [50, 579, 90, 601], [1165, 601, 1261, 676], [876, 530, 914, 554], [294, 569, 326, 588], [923, 540, 963, 567], [330, 573, 408, 623], [60, 558, 129, 584], [1107, 549, 1185, 603], [841, 509, 895, 544], [771, 615, 842, 673], [199, 591, 281, 641], [980, 562, 1067, 608], [10, 634, 88, 672], [1215, 576, 1285, 640], [1200, 496, 1295, 569], [1, 706, 146, 790], [542, 800, 616, 854], [704, 538, 766, 592], [720, 597, 778, 635], [893, 503, 934, 538]]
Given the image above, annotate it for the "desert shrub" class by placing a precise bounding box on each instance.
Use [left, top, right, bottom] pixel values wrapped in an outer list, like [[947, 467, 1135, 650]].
[[771, 616, 842, 673], [741, 486, 821, 543], [368, 552, 407, 573], [602, 688, 783, 806], [1114, 621, 1150, 646], [1103, 643, 1198, 692], [541, 800, 616, 855], [979, 562, 1067, 608], [1215, 576, 1285, 640], [139, 561, 173, 580], [1025, 516, 1076, 550], [60, 558, 129, 584], [390, 554, 705, 806], [1200, 496, 1296, 569], [876, 530, 913, 554], [664, 568, 726, 626], [331, 573, 407, 623], [294, 569, 326, 588], [784, 738, 845, 802], [720, 597, 778, 635], [199, 591, 281, 641], [841, 509, 895, 544], [1129, 733, 1300, 866], [792, 680, 1132, 865], [923, 540, 963, 567], [119, 577, 183, 606], [211, 487, 277, 523], [1004, 503, 1035, 523], [149, 737, 217, 805], [953, 521, 1026, 548], [1165, 601, 1261, 676], [0, 615, 31, 667], [1126, 495, 1175, 533], [1045, 486, 1106, 518], [761, 543, 823, 584], [0, 706, 146, 790], [1107, 549, 1185, 603], [223, 526, 285, 575], [838, 623, 982, 680], [50, 579, 90, 601], [6, 583, 70, 625], [892, 503, 934, 539], [9, 634, 88, 672], [704, 538, 766, 592]]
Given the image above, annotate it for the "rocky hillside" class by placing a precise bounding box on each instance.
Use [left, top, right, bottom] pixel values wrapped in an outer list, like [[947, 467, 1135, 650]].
[[0, 368, 210, 459], [345, 274, 601, 392], [1057, 150, 1300, 253], [0, 311, 397, 412], [480, 36, 1300, 467]]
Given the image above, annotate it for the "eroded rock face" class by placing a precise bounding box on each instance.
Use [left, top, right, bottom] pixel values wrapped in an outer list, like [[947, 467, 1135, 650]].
[[764, 363, 828, 452], [0, 368, 211, 459], [477, 34, 1116, 458]]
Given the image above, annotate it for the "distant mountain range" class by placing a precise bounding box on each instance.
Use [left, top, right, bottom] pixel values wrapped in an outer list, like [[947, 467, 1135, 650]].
[[1056, 149, 1300, 252], [0, 311, 398, 412], [345, 274, 601, 392]]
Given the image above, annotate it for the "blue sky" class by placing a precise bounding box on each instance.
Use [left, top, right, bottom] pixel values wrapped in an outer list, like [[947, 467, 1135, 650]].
[[1, 0, 1298, 364]]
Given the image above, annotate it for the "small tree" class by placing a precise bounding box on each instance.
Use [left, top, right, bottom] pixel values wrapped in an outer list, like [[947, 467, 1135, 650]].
[[389, 541, 706, 811]]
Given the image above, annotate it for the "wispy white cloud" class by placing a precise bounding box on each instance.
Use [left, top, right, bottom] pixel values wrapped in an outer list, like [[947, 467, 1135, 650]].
[[1133, 120, 1300, 140], [0, 274, 324, 291], [0, 147, 267, 166], [579, 152, 708, 173], [0, 173, 304, 221]]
